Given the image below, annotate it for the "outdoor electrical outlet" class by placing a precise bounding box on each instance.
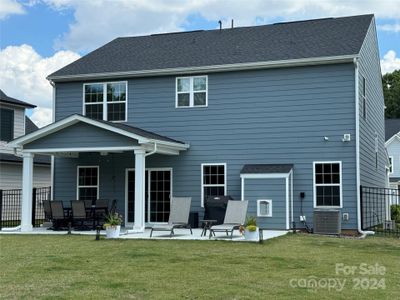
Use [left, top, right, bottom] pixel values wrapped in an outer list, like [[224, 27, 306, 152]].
[[300, 216, 306, 222], [343, 213, 349, 221]]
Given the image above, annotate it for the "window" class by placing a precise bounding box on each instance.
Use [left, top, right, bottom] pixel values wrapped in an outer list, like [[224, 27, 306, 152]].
[[176, 76, 207, 107], [0, 108, 14, 142], [375, 133, 379, 170], [314, 162, 342, 207], [77, 166, 99, 201], [84, 81, 127, 121], [389, 156, 394, 174], [360, 75, 367, 119], [257, 200, 272, 217], [201, 163, 226, 207]]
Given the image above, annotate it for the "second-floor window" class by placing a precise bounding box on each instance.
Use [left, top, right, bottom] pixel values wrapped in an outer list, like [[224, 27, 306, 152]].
[[84, 81, 127, 122], [0, 108, 14, 142], [360, 75, 367, 120], [389, 156, 393, 174], [176, 76, 207, 108]]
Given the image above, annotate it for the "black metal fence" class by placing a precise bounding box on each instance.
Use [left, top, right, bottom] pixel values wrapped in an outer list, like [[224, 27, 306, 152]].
[[360, 185, 400, 236], [0, 187, 51, 229]]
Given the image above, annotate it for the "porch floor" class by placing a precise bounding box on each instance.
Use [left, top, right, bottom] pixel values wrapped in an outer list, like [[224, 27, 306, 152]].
[[0, 227, 288, 241]]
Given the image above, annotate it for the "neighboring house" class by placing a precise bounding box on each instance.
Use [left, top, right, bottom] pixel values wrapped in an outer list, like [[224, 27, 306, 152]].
[[385, 119, 400, 189], [0, 90, 51, 190], [9, 14, 386, 233]]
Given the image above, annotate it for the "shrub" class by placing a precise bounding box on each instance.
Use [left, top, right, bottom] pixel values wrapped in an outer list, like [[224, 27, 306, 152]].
[[391, 204, 400, 223]]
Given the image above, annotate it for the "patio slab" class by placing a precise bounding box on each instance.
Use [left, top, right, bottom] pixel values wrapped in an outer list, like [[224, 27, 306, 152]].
[[0, 227, 288, 241]]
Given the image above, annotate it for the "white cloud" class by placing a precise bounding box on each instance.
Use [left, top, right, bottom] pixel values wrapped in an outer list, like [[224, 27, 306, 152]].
[[30, 107, 53, 128], [42, 0, 400, 53], [378, 23, 400, 33], [381, 50, 400, 74], [0, 44, 80, 127], [0, 0, 25, 19]]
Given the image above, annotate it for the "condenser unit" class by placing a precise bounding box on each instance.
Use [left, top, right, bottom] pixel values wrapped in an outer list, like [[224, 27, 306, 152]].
[[313, 210, 341, 235]]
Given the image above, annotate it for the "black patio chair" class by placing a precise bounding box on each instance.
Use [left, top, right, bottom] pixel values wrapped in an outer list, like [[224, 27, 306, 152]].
[[94, 199, 109, 226], [42, 200, 52, 221], [50, 201, 69, 230], [71, 200, 90, 230]]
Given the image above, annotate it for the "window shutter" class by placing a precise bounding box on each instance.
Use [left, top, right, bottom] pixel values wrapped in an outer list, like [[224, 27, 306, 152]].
[[0, 108, 14, 142]]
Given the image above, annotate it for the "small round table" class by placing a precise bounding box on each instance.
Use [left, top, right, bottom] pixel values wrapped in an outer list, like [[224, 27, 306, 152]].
[[200, 219, 217, 237]]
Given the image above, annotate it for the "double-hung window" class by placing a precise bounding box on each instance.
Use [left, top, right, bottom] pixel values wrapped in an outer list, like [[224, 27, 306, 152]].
[[314, 162, 342, 207], [389, 156, 394, 174], [84, 81, 127, 121], [176, 76, 207, 107], [201, 163, 226, 207], [77, 166, 99, 201]]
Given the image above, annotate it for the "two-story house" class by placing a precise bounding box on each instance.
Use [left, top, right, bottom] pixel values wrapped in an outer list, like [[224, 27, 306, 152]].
[[385, 119, 400, 190], [0, 90, 51, 190], [9, 14, 386, 233]]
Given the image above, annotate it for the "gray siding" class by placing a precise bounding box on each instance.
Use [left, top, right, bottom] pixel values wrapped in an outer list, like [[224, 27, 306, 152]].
[[0, 103, 25, 154], [24, 122, 138, 149], [0, 162, 51, 190], [387, 138, 400, 178], [54, 63, 358, 229], [358, 18, 386, 188], [243, 178, 287, 229]]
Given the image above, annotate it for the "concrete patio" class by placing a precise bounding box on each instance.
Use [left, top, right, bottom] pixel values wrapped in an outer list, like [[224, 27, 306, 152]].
[[0, 227, 288, 241]]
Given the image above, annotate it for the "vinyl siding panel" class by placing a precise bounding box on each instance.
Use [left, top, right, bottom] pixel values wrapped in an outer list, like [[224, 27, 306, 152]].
[[358, 18, 386, 188], [0, 162, 51, 190], [54, 63, 358, 229]]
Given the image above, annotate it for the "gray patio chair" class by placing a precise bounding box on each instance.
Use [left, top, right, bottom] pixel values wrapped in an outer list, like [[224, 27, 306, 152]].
[[209, 200, 249, 239], [150, 197, 192, 237], [42, 200, 52, 221], [50, 201, 68, 230], [71, 200, 89, 229]]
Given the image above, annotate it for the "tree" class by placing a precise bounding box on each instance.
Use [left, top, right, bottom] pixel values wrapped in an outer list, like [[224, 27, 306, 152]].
[[382, 69, 400, 119]]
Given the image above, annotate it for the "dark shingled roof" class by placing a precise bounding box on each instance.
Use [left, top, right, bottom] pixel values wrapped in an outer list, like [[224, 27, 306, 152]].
[[25, 116, 39, 134], [241, 164, 294, 174], [0, 153, 50, 165], [385, 119, 400, 141], [49, 14, 373, 79], [0, 89, 36, 108]]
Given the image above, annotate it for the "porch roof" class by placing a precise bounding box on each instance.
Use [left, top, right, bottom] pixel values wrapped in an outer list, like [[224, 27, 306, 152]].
[[240, 164, 294, 174], [8, 114, 189, 155]]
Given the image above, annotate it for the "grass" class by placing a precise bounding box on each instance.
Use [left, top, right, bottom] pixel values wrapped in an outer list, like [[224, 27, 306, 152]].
[[0, 234, 399, 299]]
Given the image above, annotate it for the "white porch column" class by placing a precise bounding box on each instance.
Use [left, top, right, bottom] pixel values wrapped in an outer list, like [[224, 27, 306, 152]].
[[133, 149, 146, 232], [21, 152, 34, 232]]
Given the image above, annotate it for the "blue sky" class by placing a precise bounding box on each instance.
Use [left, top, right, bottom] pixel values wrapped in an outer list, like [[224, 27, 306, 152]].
[[0, 0, 399, 127]]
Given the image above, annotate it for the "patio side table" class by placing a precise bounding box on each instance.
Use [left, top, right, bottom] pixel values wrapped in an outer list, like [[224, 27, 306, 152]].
[[200, 219, 217, 237]]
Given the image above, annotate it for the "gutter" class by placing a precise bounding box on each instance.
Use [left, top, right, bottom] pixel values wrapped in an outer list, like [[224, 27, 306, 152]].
[[47, 55, 357, 82], [354, 57, 374, 237]]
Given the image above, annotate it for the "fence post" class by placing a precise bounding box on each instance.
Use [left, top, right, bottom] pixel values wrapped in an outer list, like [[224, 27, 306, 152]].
[[31, 188, 37, 227], [0, 190, 3, 230], [359, 185, 364, 230]]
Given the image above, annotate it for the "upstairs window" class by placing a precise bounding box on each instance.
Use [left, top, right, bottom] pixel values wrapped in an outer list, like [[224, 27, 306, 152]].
[[314, 162, 342, 208], [389, 156, 393, 174], [360, 75, 367, 120], [84, 81, 127, 121], [0, 108, 14, 142], [176, 76, 207, 108]]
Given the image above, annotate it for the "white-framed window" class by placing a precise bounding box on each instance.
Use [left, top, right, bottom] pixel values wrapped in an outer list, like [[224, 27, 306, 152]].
[[77, 166, 99, 201], [313, 161, 342, 208], [375, 133, 379, 170], [360, 75, 367, 120], [176, 75, 208, 108], [257, 199, 272, 217], [83, 81, 127, 122], [389, 156, 394, 174], [201, 163, 226, 207]]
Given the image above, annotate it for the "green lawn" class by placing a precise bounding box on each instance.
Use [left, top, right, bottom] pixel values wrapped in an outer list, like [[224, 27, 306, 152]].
[[0, 234, 399, 299]]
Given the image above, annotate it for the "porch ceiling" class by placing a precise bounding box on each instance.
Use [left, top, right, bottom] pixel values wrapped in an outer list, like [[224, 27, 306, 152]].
[[7, 114, 189, 156]]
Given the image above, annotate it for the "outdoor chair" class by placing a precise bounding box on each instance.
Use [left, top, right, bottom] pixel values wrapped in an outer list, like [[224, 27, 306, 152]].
[[109, 199, 117, 214], [42, 200, 52, 221], [94, 199, 109, 225], [84, 199, 94, 210], [50, 201, 69, 230], [150, 197, 193, 237], [71, 200, 90, 230], [209, 200, 248, 239]]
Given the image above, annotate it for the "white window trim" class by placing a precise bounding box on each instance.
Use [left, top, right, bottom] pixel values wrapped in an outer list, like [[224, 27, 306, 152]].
[[313, 161, 342, 209], [389, 156, 394, 174], [176, 75, 208, 108], [201, 162, 227, 207], [76, 166, 100, 200], [82, 81, 128, 122], [257, 199, 272, 217], [361, 75, 366, 120]]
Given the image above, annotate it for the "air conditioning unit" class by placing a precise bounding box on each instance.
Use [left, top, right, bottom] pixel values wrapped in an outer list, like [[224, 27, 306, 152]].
[[313, 210, 341, 235]]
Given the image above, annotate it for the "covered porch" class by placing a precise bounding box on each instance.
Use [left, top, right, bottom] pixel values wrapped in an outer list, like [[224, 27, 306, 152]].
[[8, 114, 189, 233]]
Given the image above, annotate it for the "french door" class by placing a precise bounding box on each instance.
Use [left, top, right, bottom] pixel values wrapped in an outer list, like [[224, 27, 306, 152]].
[[126, 168, 172, 224]]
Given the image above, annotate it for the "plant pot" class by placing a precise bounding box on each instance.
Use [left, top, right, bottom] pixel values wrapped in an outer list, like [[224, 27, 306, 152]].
[[244, 228, 259, 241], [105, 225, 121, 238]]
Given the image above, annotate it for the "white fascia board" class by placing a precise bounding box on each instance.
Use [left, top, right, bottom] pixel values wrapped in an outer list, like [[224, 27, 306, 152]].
[[48, 55, 357, 82], [385, 133, 400, 147]]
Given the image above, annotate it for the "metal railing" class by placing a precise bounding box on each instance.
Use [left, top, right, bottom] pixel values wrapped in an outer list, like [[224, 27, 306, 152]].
[[360, 185, 400, 236], [0, 187, 51, 229]]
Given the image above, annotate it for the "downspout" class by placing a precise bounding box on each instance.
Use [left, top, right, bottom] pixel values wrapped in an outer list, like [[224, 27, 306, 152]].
[[49, 79, 56, 201], [354, 57, 374, 237]]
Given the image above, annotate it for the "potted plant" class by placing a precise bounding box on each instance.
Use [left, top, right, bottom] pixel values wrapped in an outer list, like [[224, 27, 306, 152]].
[[103, 213, 123, 238], [240, 216, 259, 241]]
